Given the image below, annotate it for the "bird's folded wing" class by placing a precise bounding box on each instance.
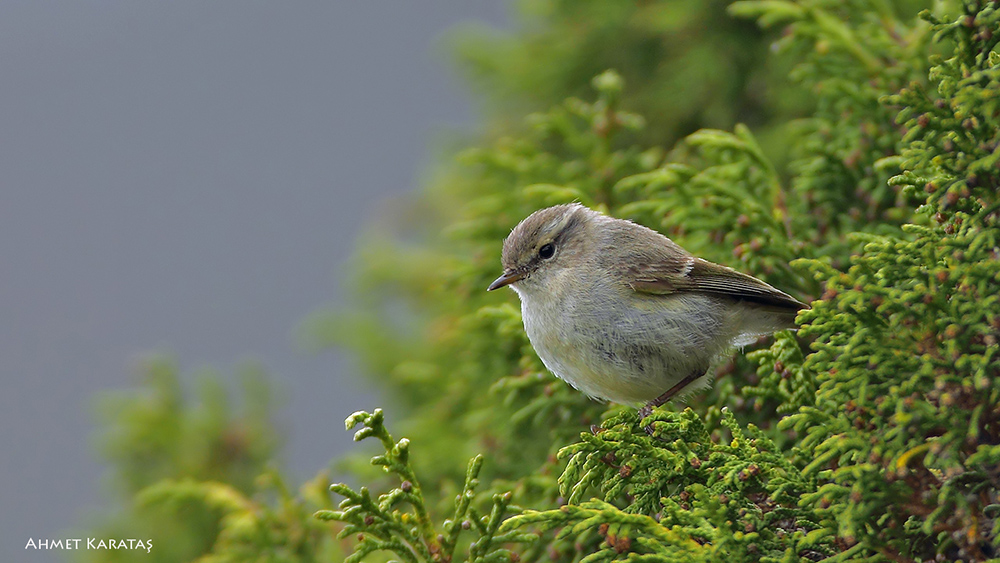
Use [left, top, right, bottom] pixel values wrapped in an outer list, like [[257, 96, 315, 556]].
[[625, 256, 807, 312]]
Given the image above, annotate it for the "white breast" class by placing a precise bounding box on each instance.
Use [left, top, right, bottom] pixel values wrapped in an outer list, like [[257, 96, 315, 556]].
[[514, 278, 721, 405]]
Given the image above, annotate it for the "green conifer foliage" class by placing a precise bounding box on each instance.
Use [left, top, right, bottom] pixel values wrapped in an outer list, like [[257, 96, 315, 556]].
[[78, 358, 333, 563], [321, 1, 999, 561], [448, 0, 805, 149]]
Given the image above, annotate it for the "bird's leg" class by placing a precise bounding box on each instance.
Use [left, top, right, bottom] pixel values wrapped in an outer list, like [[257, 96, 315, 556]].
[[638, 370, 704, 435]]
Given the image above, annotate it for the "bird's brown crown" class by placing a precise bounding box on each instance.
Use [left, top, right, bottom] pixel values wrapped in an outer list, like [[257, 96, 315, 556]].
[[501, 203, 587, 271]]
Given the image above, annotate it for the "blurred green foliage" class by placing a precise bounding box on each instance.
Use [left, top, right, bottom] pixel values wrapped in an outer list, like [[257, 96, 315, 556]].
[[83, 1, 999, 561], [448, 0, 808, 150], [79, 357, 340, 562]]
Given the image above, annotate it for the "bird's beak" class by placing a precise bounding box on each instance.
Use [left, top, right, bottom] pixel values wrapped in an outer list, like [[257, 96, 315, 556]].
[[487, 270, 524, 291]]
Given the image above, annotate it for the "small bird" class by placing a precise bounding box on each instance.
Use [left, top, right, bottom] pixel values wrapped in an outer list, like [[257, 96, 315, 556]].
[[487, 203, 807, 418]]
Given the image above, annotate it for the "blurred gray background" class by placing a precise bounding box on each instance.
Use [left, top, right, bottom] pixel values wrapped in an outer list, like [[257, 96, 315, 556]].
[[0, 3, 507, 561]]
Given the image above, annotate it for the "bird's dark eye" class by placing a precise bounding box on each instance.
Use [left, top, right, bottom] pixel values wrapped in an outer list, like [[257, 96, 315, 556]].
[[538, 243, 555, 259]]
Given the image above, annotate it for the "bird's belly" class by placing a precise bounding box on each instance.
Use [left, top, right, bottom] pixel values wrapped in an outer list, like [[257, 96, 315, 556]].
[[520, 291, 719, 405]]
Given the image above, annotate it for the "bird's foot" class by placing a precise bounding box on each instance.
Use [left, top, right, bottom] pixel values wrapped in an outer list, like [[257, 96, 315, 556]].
[[638, 370, 705, 436], [637, 405, 656, 436]]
